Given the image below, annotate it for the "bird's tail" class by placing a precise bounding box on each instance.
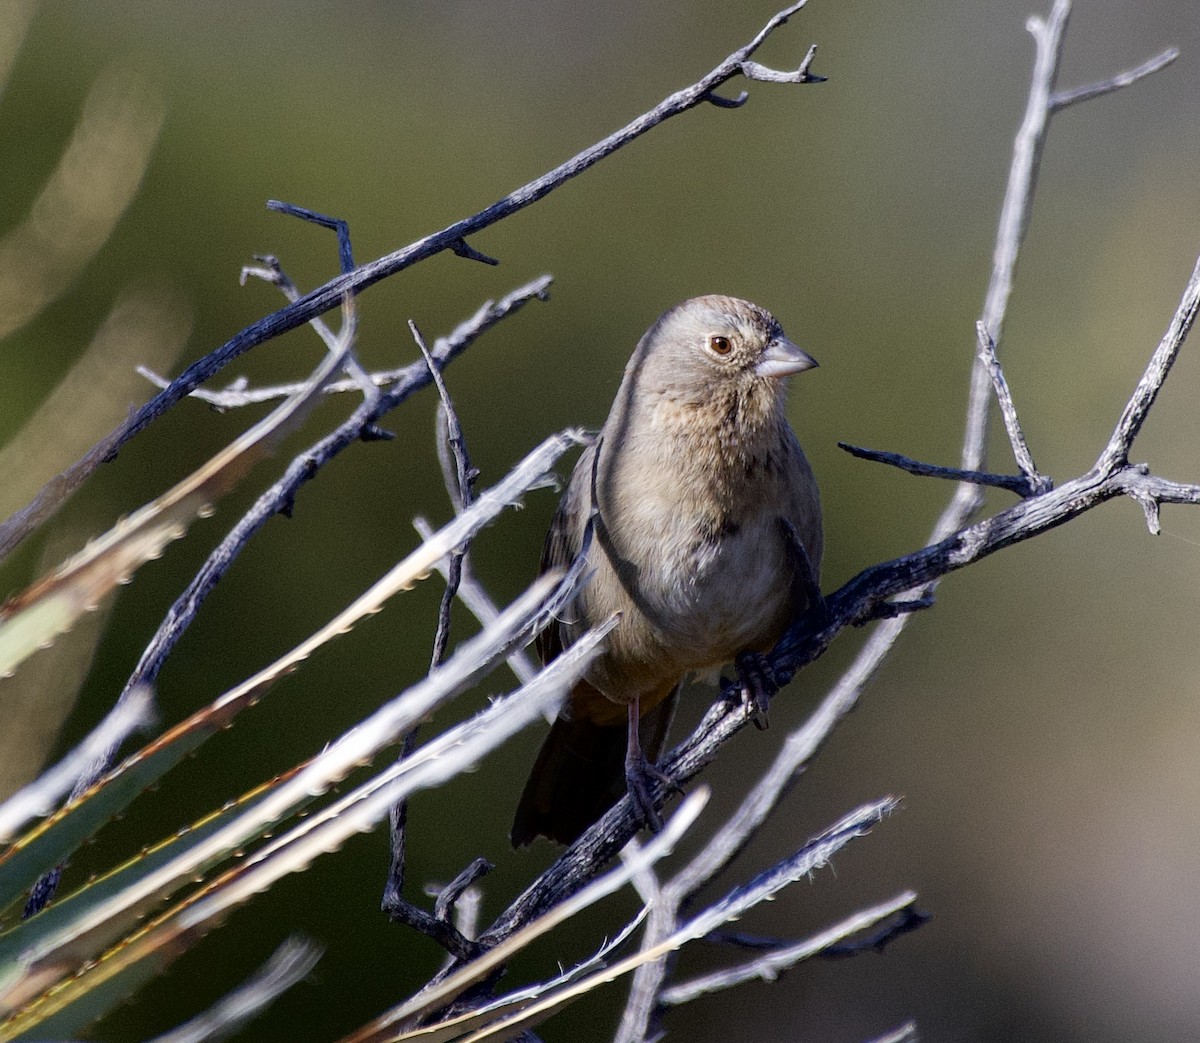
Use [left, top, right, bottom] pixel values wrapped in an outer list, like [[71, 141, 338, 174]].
[[510, 684, 677, 848]]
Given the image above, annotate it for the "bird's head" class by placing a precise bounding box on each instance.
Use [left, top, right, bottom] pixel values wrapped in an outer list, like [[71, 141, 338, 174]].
[[634, 294, 817, 410]]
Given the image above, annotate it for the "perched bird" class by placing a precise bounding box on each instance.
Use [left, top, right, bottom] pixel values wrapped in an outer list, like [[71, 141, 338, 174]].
[[511, 295, 823, 847]]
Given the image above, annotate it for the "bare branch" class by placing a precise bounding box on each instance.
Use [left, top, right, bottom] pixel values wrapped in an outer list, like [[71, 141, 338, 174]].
[[141, 275, 553, 411], [658, 891, 920, 1006], [952, 0, 1068, 511], [241, 214, 378, 405], [266, 199, 354, 275], [432, 858, 494, 925], [382, 320, 486, 940], [411, 319, 478, 668], [1099, 251, 1200, 471], [838, 442, 1036, 496], [975, 323, 1049, 492], [1050, 46, 1179, 110], [740, 45, 823, 86], [412, 517, 540, 686]]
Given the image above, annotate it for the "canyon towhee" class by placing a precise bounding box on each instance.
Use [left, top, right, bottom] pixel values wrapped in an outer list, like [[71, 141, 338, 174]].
[[511, 295, 823, 847]]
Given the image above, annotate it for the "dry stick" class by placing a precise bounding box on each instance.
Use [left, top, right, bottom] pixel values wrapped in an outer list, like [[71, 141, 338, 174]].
[[260, 202, 381, 406], [382, 321, 486, 958], [975, 321, 1047, 491], [416, 320, 480, 668], [835, 442, 1036, 496], [447, 7, 1188, 1038], [139, 288, 549, 413], [658, 891, 921, 1006], [0, 0, 823, 563]]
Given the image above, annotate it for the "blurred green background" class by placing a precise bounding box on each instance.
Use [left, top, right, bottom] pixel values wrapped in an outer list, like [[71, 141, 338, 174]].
[[3, 0, 1200, 1039]]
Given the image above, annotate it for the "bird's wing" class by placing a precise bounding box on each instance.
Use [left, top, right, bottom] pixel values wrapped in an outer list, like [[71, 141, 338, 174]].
[[535, 440, 595, 664]]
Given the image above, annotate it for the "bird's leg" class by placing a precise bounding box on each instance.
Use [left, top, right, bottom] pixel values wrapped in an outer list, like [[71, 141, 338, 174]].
[[624, 698, 677, 832], [735, 650, 777, 730]]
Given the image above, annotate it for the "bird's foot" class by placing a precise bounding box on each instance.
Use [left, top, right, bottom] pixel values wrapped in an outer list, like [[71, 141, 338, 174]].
[[736, 650, 778, 730], [624, 751, 681, 834]]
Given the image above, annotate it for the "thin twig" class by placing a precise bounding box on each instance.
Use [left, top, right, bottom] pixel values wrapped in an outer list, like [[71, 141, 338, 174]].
[[141, 275, 553, 411], [414, 318, 479, 667], [837, 442, 1036, 496], [975, 322, 1049, 492], [1050, 46, 1178, 110], [412, 517, 540, 685], [249, 206, 379, 406], [658, 892, 920, 1005], [432, 858, 494, 924], [1099, 251, 1200, 472]]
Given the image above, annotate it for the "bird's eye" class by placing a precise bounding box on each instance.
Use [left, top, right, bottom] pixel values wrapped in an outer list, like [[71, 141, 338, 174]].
[[708, 335, 733, 356]]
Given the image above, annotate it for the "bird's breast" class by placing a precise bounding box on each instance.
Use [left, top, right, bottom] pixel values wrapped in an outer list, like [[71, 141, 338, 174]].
[[599, 476, 792, 672], [656, 509, 790, 661]]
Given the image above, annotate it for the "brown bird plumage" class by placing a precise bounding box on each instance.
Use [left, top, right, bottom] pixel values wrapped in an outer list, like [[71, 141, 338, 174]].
[[511, 295, 823, 847]]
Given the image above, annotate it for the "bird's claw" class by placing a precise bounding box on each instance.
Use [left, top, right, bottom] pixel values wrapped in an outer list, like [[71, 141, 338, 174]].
[[625, 752, 681, 833], [736, 650, 777, 730]]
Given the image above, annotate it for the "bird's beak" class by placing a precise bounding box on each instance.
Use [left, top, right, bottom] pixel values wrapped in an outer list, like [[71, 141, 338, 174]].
[[756, 336, 819, 379]]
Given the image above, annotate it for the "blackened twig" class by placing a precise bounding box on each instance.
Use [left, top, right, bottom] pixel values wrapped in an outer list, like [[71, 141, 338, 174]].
[[838, 442, 1036, 496], [253, 207, 378, 405], [267, 200, 354, 275], [433, 858, 494, 924]]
